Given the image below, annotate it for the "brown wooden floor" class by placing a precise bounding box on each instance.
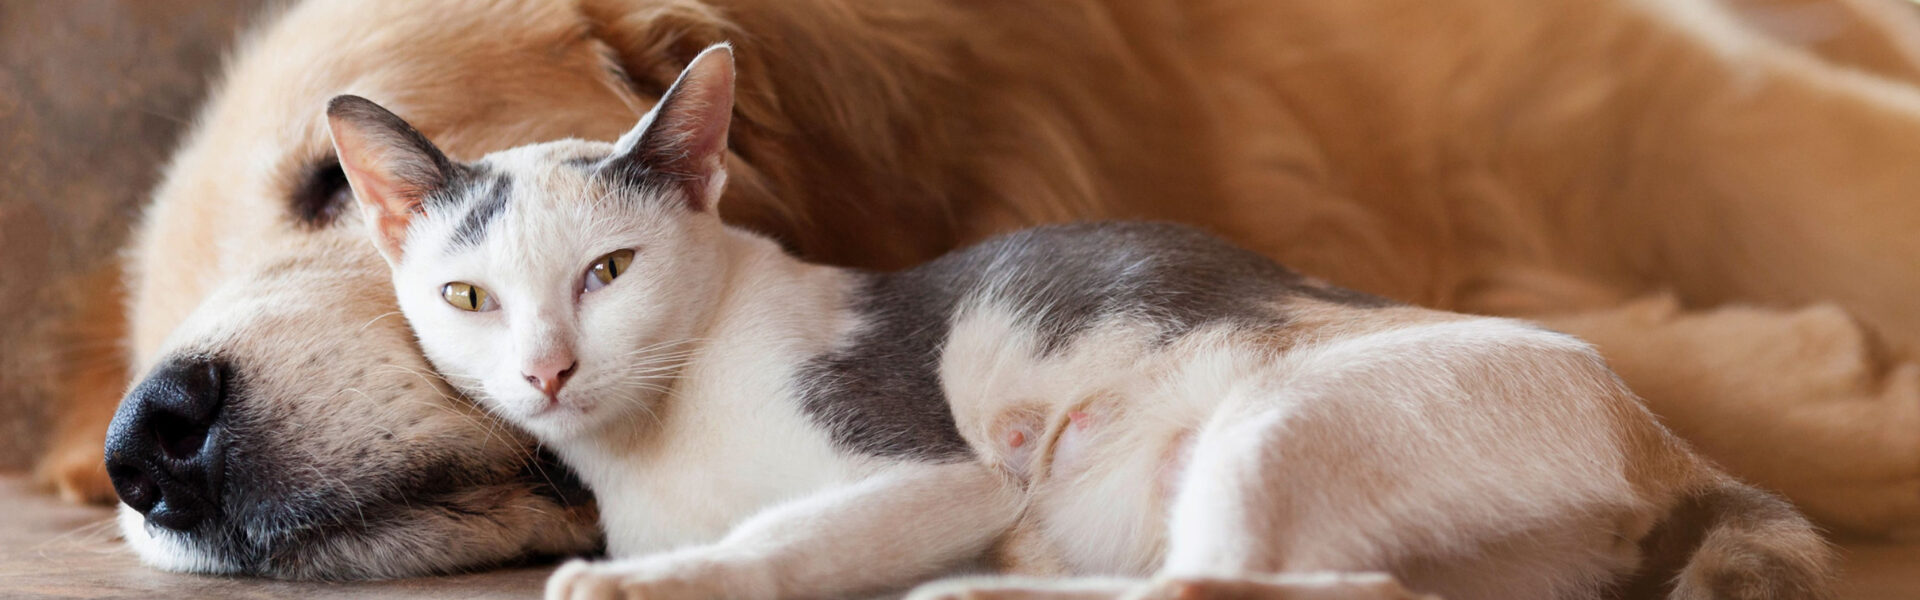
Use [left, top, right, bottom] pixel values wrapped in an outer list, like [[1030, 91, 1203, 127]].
[[0, 476, 547, 599], [2, 474, 1917, 599]]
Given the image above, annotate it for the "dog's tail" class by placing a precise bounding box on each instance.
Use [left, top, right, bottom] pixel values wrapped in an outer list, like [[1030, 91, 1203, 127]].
[[1622, 475, 1835, 600]]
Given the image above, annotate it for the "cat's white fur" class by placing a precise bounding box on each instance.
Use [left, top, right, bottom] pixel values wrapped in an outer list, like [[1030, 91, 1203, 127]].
[[330, 46, 1830, 600]]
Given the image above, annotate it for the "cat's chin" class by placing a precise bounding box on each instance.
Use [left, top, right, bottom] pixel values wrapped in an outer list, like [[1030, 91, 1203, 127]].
[[479, 394, 595, 439], [514, 403, 599, 438], [498, 389, 660, 441]]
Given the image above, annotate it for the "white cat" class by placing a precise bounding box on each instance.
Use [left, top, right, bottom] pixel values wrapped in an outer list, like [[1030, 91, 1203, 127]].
[[328, 45, 1831, 600]]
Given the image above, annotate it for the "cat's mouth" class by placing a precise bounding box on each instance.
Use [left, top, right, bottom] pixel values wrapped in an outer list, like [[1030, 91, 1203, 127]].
[[533, 399, 584, 417], [511, 391, 598, 424]]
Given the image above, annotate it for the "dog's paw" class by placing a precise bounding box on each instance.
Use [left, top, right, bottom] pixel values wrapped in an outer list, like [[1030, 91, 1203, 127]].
[[544, 557, 724, 600], [34, 440, 116, 505]]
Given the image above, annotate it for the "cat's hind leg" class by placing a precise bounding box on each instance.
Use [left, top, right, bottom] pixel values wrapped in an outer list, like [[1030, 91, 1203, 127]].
[[1150, 320, 1665, 600], [919, 319, 1654, 600]]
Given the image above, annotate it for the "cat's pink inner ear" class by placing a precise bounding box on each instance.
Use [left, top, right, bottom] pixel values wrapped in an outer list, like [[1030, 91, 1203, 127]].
[[331, 125, 419, 258], [620, 44, 736, 211], [325, 95, 448, 260]]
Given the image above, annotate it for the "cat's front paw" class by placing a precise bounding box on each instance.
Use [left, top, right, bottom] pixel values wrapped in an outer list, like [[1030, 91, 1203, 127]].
[[545, 558, 722, 600]]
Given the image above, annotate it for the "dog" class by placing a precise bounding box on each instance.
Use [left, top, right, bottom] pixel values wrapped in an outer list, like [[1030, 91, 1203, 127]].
[[47, 0, 1920, 585]]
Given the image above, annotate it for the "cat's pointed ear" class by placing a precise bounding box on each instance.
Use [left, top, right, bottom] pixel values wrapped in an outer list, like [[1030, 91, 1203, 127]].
[[608, 43, 735, 212], [325, 95, 457, 263]]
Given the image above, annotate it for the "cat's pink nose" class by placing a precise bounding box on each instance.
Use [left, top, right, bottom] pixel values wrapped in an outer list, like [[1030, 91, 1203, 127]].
[[523, 360, 577, 398]]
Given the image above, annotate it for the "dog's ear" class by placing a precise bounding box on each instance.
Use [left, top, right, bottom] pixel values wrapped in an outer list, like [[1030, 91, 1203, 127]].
[[607, 43, 735, 212], [325, 95, 457, 264]]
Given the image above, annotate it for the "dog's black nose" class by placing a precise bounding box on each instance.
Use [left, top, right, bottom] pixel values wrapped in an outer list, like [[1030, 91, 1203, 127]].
[[105, 356, 231, 531]]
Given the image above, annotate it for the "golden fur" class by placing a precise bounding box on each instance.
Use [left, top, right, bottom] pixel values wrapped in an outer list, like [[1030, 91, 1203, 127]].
[[38, 0, 1920, 552]]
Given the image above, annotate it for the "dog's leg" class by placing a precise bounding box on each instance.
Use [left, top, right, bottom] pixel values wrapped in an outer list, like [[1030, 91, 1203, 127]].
[[30, 262, 126, 505], [1541, 295, 1920, 536], [546, 460, 1021, 600], [1731, 0, 1920, 84], [34, 379, 119, 505], [1203, 0, 1920, 354], [1548, 0, 1920, 357], [1618, 2, 1920, 360]]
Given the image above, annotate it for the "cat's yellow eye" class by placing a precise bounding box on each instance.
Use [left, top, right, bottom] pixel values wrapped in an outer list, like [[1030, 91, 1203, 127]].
[[442, 282, 497, 312], [584, 249, 635, 293]]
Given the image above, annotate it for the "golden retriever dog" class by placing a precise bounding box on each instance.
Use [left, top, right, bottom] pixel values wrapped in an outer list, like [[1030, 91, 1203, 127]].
[[40, 0, 1920, 587]]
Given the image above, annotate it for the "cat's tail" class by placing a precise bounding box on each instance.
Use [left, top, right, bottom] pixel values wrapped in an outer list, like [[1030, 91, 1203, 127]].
[[1623, 475, 1835, 600]]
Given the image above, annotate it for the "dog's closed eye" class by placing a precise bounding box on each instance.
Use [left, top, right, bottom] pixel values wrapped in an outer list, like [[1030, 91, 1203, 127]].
[[292, 159, 352, 228]]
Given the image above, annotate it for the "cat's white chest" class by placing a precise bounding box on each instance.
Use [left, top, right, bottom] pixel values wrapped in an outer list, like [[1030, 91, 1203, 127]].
[[573, 368, 862, 557]]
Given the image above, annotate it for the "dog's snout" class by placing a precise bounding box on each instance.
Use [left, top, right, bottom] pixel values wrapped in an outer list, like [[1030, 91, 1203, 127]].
[[105, 356, 231, 531]]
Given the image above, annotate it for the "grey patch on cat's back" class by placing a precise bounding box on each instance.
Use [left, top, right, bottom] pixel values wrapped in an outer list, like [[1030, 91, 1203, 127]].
[[961, 223, 1383, 352], [794, 222, 1398, 461], [793, 269, 975, 462]]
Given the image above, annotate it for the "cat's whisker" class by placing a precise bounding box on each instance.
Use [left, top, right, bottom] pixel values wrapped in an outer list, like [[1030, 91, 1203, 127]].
[[614, 358, 700, 372], [369, 364, 464, 392], [613, 337, 710, 354], [609, 344, 709, 362], [620, 363, 693, 376], [357, 310, 406, 333]]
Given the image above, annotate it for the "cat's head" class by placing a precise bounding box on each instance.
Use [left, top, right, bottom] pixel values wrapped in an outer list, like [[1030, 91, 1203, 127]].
[[324, 44, 736, 440]]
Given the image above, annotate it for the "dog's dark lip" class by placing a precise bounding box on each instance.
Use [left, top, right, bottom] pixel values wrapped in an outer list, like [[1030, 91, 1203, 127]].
[[152, 441, 595, 578], [122, 355, 596, 578], [128, 454, 221, 526]]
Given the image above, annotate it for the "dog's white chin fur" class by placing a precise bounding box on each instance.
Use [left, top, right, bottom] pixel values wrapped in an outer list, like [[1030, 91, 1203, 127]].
[[116, 506, 238, 575]]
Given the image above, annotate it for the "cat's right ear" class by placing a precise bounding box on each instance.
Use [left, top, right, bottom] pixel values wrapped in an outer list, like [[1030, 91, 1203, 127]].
[[325, 95, 456, 264], [607, 44, 735, 212]]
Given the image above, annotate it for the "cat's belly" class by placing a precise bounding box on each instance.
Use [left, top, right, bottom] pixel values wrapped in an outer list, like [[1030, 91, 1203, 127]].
[[573, 391, 868, 558], [963, 363, 1230, 574], [940, 313, 1283, 574], [1026, 408, 1199, 575]]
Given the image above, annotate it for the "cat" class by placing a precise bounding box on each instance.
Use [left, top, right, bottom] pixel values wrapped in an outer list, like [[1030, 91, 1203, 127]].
[[327, 44, 1831, 600]]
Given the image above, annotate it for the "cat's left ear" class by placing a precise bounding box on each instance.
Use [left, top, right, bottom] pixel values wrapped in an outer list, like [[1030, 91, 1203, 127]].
[[325, 95, 458, 264], [608, 43, 735, 212]]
